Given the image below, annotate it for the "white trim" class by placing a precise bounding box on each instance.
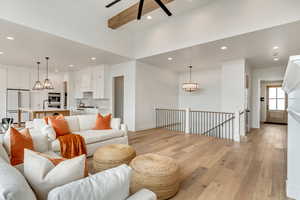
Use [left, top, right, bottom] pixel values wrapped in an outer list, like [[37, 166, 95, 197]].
[[286, 180, 300, 199]]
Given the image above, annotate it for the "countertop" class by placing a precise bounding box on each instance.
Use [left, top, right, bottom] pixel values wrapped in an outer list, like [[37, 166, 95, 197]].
[[19, 108, 70, 112]]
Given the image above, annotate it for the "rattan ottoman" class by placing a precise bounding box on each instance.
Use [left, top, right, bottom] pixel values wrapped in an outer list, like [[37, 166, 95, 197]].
[[93, 144, 136, 173], [130, 153, 180, 200]]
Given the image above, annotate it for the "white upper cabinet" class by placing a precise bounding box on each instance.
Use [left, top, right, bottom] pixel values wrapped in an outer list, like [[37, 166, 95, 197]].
[[81, 68, 93, 92], [7, 67, 30, 89], [92, 66, 105, 99], [73, 66, 106, 99], [74, 71, 83, 99]]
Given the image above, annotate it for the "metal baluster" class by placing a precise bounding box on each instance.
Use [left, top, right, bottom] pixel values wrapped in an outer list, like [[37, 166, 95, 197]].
[[195, 112, 199, 135], [231, 114, 234, 140]]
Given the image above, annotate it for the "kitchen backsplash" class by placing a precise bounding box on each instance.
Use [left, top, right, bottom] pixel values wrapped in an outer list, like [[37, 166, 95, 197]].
[[76, 92, 110, 110]]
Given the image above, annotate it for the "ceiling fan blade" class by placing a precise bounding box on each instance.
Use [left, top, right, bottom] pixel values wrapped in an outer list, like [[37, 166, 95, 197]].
[[153, 0, 172, 16], [137, 0, 145, 20], [105, 0, 122, 8]]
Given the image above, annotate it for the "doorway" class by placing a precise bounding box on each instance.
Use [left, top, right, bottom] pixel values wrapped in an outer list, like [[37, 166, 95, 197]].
[[266, 85, 288, 124], [114, 76, 124, 123]]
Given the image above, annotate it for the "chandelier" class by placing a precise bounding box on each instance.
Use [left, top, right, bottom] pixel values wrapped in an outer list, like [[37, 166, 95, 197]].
[[32, 61, 43, 90], [43, 57, 54, 90], [182, 66, 199, 92]]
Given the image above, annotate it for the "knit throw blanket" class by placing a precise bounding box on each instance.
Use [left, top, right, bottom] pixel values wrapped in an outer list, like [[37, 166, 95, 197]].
[[58, 134, 87, 159]]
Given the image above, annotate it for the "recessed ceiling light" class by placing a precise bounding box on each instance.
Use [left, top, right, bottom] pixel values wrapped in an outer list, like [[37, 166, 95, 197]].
[[220, 46, 228, 50], [168, 57, 173, 61], [69, 64, 74, 67], [147, 15, 152, 20], [273, 46, 279, 50], [0, 52, 3, 55], [273, 57, 279, 61], [6, 36, 14, 40], [91, 57, 96, 60]]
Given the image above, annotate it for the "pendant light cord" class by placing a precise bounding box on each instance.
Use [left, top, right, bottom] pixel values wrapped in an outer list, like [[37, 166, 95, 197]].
[[45, 57, 49, 79], [189, 66, 192, 82], [37, 62, 40, 81]]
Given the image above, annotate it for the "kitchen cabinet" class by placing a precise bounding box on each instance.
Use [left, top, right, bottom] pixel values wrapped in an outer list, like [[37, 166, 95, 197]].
[[81, 68, 93, 92], [7, 68, 30, 89], [73, 66, 106, 99], [30, 91, 48, 109], [92, 66, 105, 99], [74, 71, 83, 99]]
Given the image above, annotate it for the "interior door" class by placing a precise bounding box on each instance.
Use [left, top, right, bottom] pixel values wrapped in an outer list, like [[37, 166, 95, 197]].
[[266, 86, 288, 124], [114, 76, 124, 123]]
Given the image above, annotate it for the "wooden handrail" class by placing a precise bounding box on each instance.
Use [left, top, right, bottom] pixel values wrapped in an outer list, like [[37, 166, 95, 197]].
[[203, 115, 235, 135], [191, 110, 234, 115], [155, 108, 186, 111]]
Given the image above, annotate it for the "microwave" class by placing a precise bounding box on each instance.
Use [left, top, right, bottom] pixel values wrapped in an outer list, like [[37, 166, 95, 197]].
[[48, 93, 61, 108]]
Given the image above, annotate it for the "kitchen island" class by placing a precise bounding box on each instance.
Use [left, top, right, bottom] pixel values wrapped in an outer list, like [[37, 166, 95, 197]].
[[18, 108, 70, 126]]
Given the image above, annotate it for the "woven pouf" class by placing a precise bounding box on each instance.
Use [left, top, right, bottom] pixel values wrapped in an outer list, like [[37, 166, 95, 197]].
[[93, 144, 136, 173], [130, 153, 180, 200]]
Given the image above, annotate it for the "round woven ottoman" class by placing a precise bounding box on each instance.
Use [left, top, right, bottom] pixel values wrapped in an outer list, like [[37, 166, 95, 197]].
[[93, 144, 136, 173], [130, 153, 180, 200]]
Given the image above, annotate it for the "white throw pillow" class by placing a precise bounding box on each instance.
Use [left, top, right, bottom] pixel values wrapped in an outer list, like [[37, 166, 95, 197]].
[[24, 149, 86, 200], [0, 158, 37, 200], [33, 118, 47, 131], [48, 164, 131, 200], [0, 141, 9, 164], [77, 115, 97, 131], [41, 125, 56, 141], [64, 116, 80, 132]]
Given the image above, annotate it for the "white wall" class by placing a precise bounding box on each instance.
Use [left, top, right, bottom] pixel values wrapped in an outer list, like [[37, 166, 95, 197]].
[[178, 67, 222, 111], [0, 66, 7, 120], [282, 56, 300, 199], [251, 66, 287, 128], [135, 62, 178, 131], [221, 59, 246, 113], [133, 0, 300, 58], [245, 61, 253, 132]]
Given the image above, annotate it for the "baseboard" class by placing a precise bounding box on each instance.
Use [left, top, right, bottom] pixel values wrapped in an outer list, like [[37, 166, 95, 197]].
[[286, 180, 300, 199]]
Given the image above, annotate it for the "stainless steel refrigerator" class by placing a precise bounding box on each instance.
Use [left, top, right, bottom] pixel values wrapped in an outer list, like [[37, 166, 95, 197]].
[[6, 89, 30, 123]]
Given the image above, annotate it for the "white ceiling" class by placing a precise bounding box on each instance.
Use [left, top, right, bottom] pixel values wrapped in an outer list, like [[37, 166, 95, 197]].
[[0, 19, 130, 71], [118, 0, 214, 31], [138, 21, 300, 72], [0, 0, 214, 58]]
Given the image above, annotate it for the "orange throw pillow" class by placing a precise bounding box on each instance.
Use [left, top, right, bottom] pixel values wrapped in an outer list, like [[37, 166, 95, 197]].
[[93, 114, 112, 130], [9, 127, 34, 166], [49, 118, 71, 137], [44, 115, 64, 125]]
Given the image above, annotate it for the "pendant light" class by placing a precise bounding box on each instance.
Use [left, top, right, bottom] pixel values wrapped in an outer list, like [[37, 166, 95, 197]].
[[182, 47, 199, 92], [182, 66, 199, 92], [43, 57, 54, 90], [32, 61, 44, 90]]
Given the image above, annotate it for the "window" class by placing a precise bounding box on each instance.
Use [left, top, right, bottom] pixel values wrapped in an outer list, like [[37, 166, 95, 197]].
[[268, 87, 286, 110]]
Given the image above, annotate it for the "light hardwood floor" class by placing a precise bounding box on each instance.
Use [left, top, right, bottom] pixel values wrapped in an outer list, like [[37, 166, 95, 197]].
[[128, 124, 291, 200]]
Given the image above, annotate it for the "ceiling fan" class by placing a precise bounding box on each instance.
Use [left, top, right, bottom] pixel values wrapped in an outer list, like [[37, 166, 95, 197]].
[[105, 0, 172, 20]]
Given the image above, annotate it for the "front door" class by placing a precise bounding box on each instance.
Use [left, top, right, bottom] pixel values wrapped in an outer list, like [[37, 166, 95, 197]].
[[266, 86, 287, 124]]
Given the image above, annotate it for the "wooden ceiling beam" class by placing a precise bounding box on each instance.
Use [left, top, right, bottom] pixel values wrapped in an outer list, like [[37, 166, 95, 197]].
[[108, 0, 174, 29]]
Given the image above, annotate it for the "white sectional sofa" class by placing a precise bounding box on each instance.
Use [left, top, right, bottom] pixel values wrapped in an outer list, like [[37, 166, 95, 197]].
[[0, 132, 157, 200], [30, 114, 129, 157]]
